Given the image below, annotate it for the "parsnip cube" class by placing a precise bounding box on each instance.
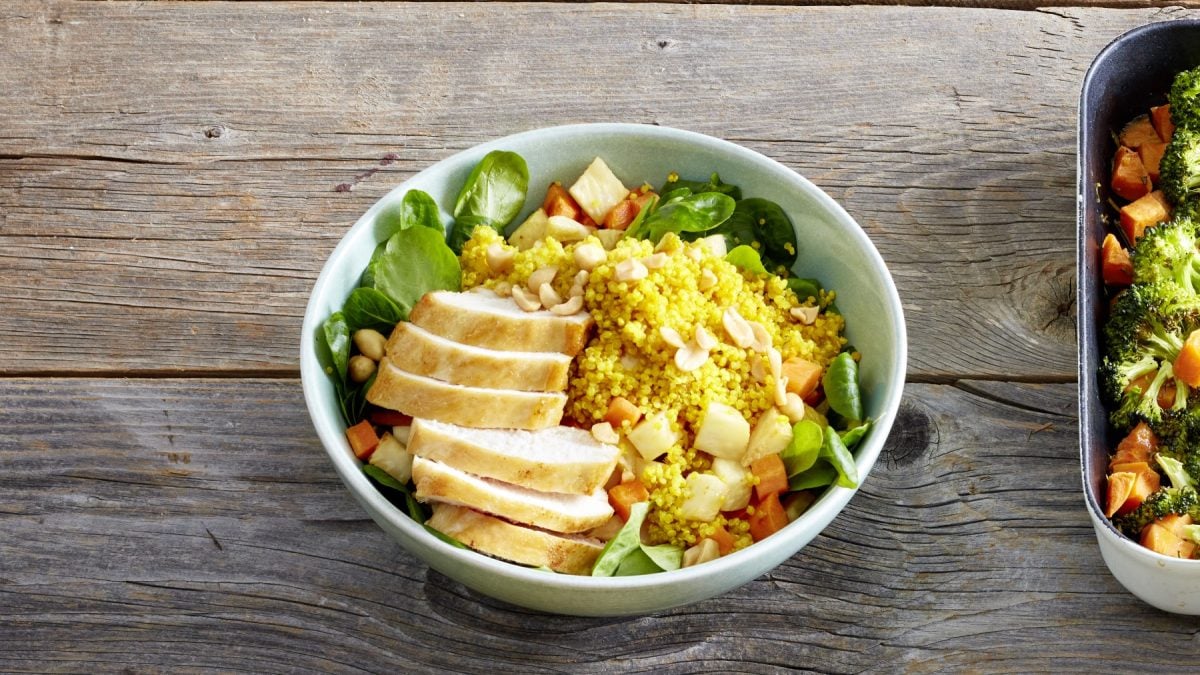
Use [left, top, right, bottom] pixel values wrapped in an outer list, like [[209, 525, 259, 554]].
[[627, 412, 679, 461], [569, 157, 630, 224], [595, 228, 625, 250], [741, 412, 794, 466], [699, 234, 727, 258], [369, 432, 413, 484], [546, 215, 592, 244], [710, 457, 752, 511], [693, 401, 751, 461], [680, 472, 728, 522], [508, 208, 550, 250], [683, 537, 720, 567]]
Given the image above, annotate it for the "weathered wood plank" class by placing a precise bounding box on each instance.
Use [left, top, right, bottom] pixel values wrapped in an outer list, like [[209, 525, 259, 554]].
[[5, 3, 1194, 378], [0, 377, 1188, 671]]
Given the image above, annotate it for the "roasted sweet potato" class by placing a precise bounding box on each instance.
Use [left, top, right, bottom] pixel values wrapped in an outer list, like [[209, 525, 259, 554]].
[[1120, 115, 1162, 150], [1151, 104, 1175, 143], [1112, 146, 1152, 201], [1101, 233, 1134, 286], [1120, 190, 1171, 242]]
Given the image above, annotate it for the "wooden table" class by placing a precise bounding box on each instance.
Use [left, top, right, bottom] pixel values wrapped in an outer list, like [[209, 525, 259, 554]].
[[6, 1, 1200, 670]]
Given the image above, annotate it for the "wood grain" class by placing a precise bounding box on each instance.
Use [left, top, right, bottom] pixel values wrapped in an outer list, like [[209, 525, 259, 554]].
[[0, 377, 1190, 671], [4, 3, 1195, 379]]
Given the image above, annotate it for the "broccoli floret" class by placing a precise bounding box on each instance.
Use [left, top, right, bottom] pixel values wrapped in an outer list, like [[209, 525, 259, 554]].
[[1102, 282, 1200, 430], [1115, 486, 1200, 537], [1132, 215, 1200, 292], [1169, 66, 1200, 131], [1160, 127, 1200, 207]]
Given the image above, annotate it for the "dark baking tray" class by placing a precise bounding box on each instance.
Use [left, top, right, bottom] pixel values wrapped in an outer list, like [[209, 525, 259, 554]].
[[1078, 20, 1200, 541]]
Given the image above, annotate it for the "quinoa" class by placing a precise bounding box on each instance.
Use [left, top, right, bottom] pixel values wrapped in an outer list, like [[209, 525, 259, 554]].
[[460, 228, 848, 550]]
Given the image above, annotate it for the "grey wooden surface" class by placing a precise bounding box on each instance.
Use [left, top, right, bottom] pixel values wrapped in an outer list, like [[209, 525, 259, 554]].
[[4, 1, 1200, 672]]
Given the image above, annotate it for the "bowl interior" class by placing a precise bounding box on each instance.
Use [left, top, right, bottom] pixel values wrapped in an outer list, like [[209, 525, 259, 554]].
[[1078, 21, 1200, 547], [300, 123, 907, 614]]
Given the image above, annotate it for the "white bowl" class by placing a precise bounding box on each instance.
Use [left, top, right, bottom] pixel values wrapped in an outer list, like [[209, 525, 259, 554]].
[[300, 123, 907, 616]]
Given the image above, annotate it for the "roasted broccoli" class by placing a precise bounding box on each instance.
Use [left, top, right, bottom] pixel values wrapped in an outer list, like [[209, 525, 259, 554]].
[[1170, 65, 1200, 131], [1102, 282, 1200, 431], [1131, 215, 1200, 292], [1115, 485, 1200, 537], [1161, 127, 1200, 208]]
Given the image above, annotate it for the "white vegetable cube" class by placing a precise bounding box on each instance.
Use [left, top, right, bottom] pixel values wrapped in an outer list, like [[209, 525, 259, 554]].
[[626, 412, 679, 461], [742, 412, 794, 466], [569, 157, 630, 224], [699, 234, 728, 258], [369, 432, 413, 484], [595, 228, 625, 250], [710, 457, 752, 511], [679, 472, 728, 522], [508, 208, 550, 250], [546, 215, 592, 244], [693, 401, 751, 461]]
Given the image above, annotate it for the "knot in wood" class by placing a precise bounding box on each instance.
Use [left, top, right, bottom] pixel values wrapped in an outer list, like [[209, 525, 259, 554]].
[[204, 126, 224, 139], [882, 401, 937, 468]]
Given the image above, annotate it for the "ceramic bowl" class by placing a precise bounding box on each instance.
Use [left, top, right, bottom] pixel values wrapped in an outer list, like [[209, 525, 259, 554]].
[[1078, 20, 1200, 613], [300, 123, 907, 616]]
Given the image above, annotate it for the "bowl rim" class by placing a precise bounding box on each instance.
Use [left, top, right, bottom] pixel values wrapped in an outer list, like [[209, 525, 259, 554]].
[[1076, 19, 1200, 564], [300, 122, 908, 591]]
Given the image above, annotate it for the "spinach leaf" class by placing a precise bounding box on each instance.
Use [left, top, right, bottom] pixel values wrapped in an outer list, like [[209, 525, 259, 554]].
[[343, 287, 404, 334], [787, 277, 823, 304], [639, 543, 683, 572], [641, 192, 736, 243], [722, 198, 797, 271], [363, 463, 406, 491], [360, 241, 388, 288], [614, 549, 661, 576], [448, 150, 529, 251], [376, 189, 444, 238], [424, 524, 468, 549], [781, 420, 823, 476], [788, 462, 838, 491], [322, 312, 351, 380], [315, 322, 352, 425], [725, 245, 770, 276], [820, 425, 859, 489], [363, 464, 427, 522], [822, 352, 864, 423], [840, 421, 872, 450], [661, 172, 742, 201], [622, 194, 659, 240], [591, 501, 649, 576], [614, 541, 682, 576], [374, 225, 462, 319]]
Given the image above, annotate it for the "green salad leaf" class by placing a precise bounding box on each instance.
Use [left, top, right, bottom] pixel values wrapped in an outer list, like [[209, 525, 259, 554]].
[[722, 198, 797, 271], [725, 245, 770, 276], [424, 524, 468, 549], [342, 287, 404, 334], [448, 150, 529, 251], [820, 425, 859, 488], [839, 421, 873, 450], [823, 352, 864, 423], [788, 277, 823, 304], [363, 465, 427, 522], [592, 502, 649, 576], [376, 189, 444, 237], [640, 192, 736, 243], [781, 420, 823, 476], [374, 225, 462, 319], [661, 171, 742, 201]]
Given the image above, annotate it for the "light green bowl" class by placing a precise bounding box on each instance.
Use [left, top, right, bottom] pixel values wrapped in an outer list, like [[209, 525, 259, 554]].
[[300, 124, 907, 616]]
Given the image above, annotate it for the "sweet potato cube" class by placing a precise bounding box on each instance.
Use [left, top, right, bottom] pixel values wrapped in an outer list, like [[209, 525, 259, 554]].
[[1140, 141, 1168, 184], [1109, 421, 1159, 469], [1101, 233, 1133, 286], [1112, 146, 1152, 201], [543, 182, 583, 222], [1119, 468, 1161, 516], [603, 199, 640, 231], [1177, 329, 1200, 388], [782, 358, 823, 398], [1120, 190, 1171, 243], [1109, 460, 1154, 476], [1158, 513, 1194, 538], [1141, 522, 1197, 559], [1151, 104, 1175, 143], [1106, 472, 1136, 518], [1120, 115, 1161, 150]]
